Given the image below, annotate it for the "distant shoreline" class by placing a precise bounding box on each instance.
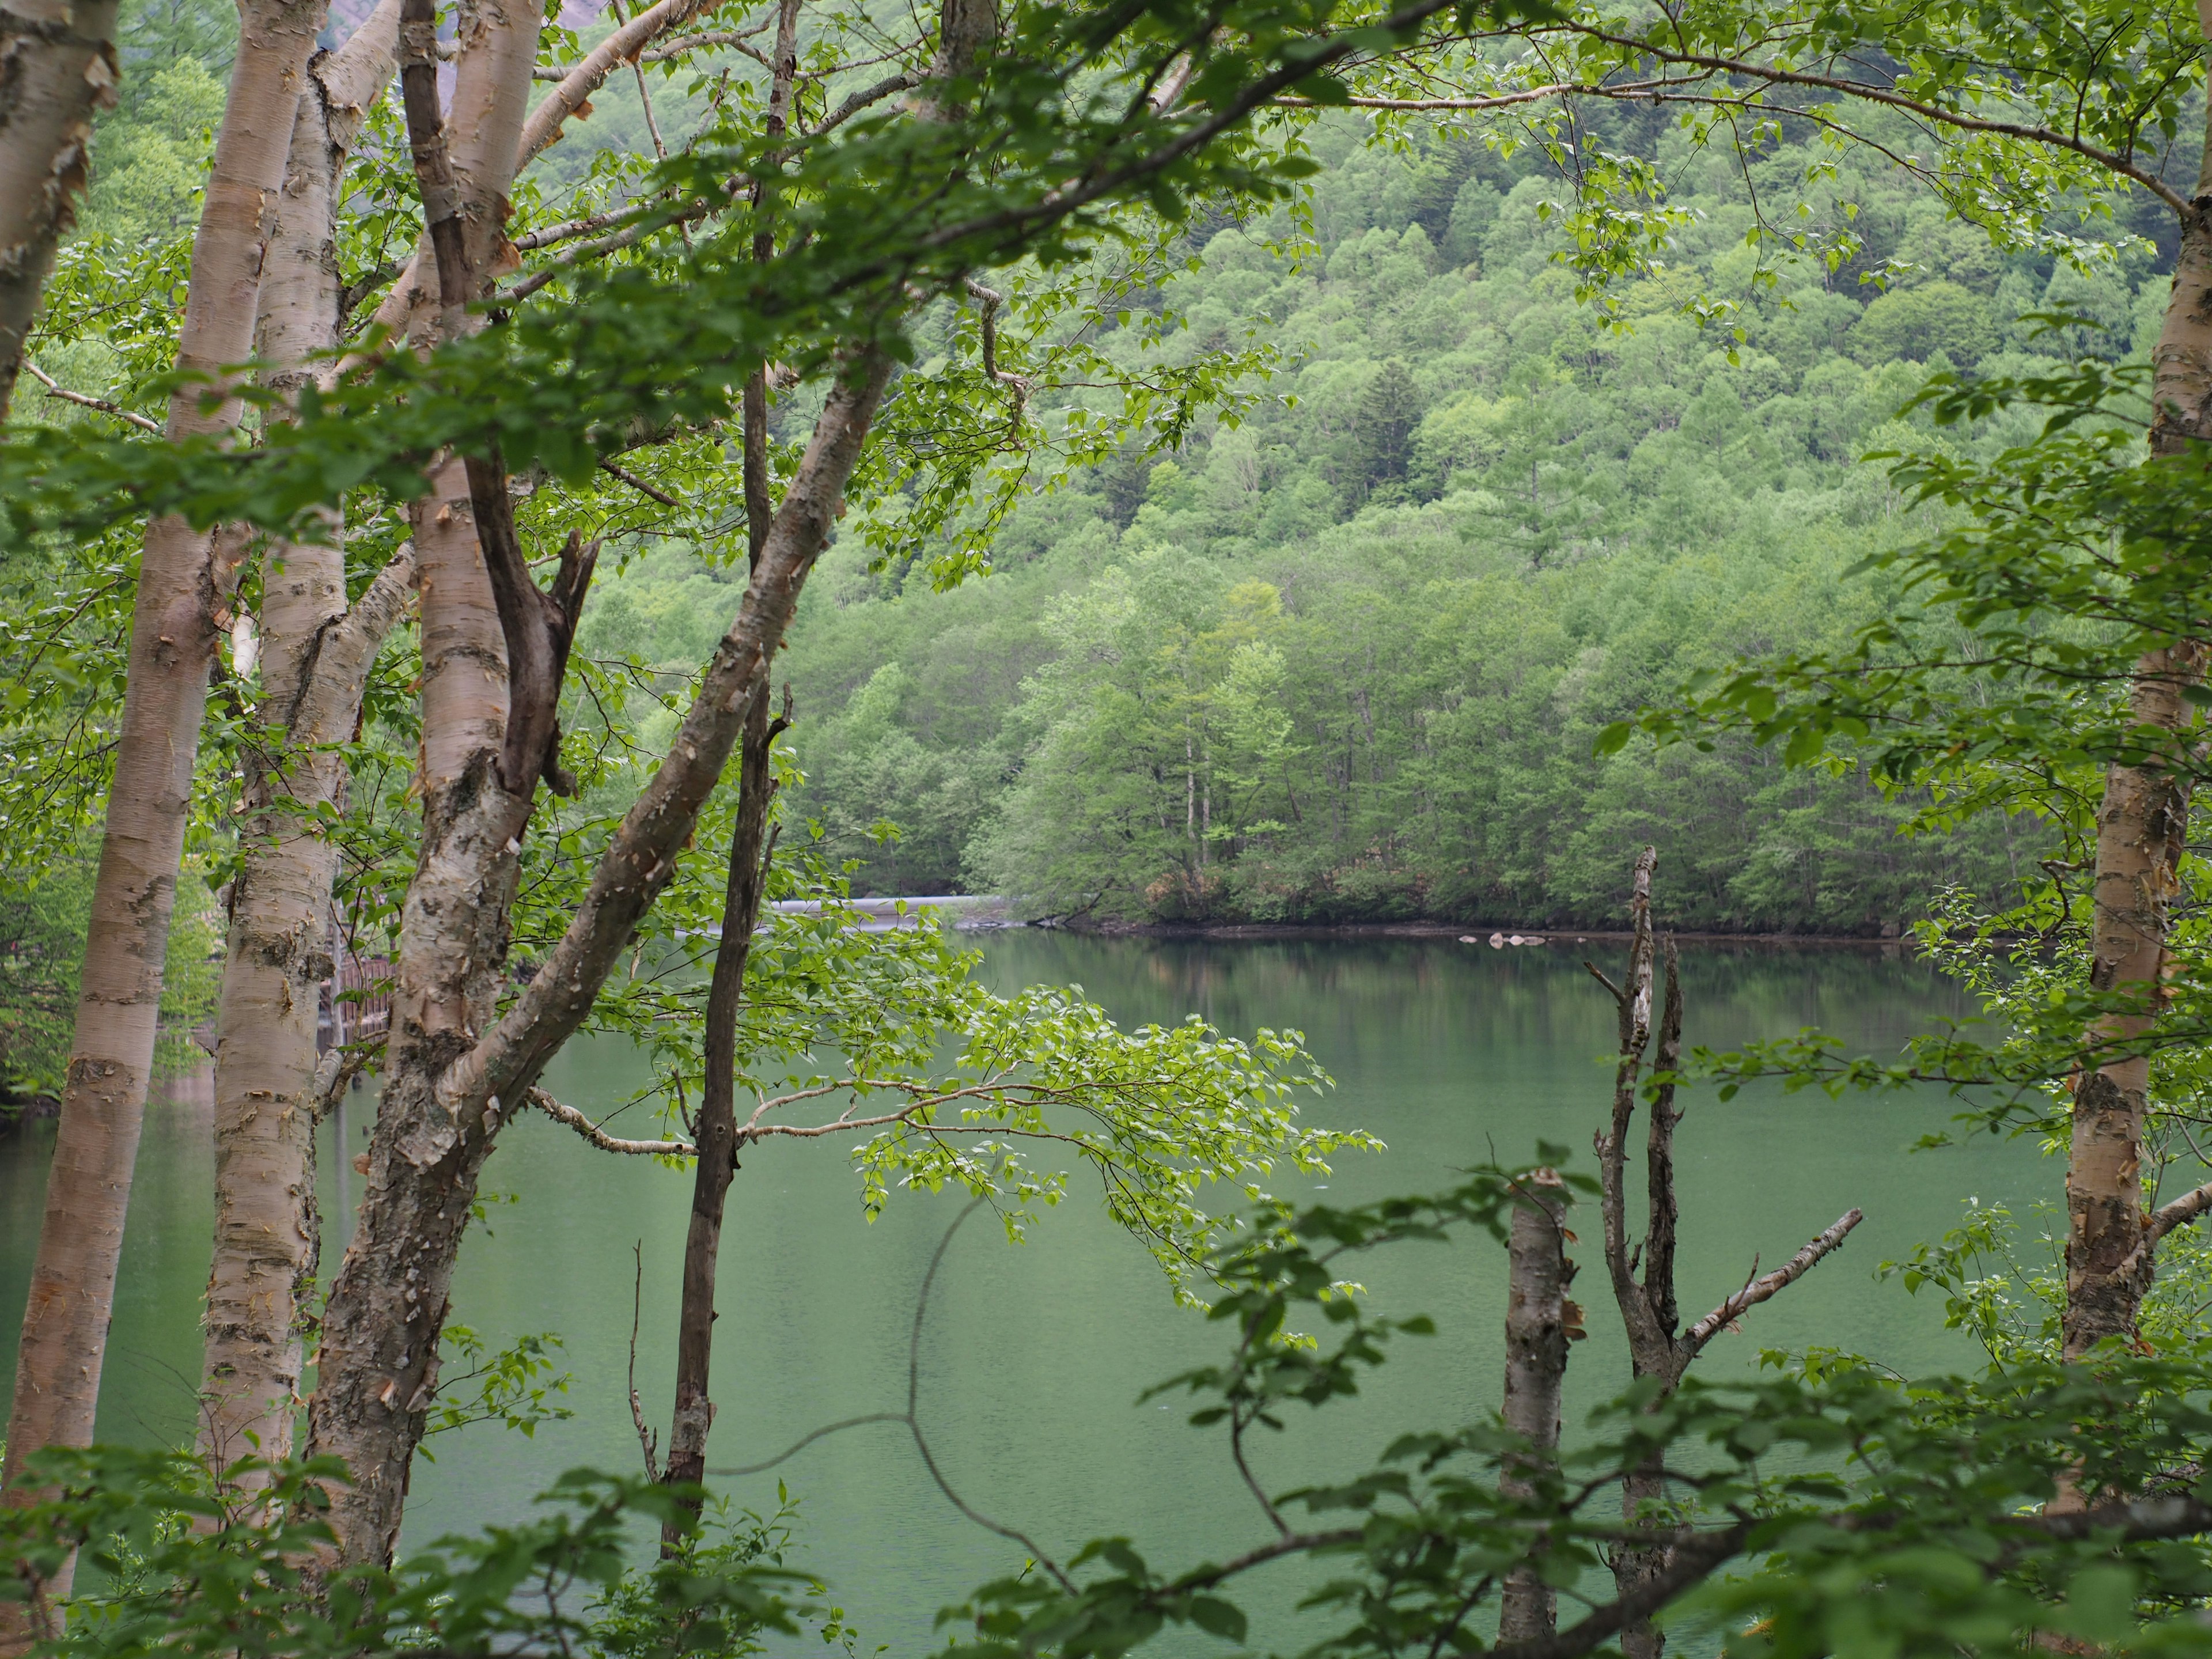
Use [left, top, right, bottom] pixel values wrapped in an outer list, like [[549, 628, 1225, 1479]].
[[846, 896, 1917, 949], [1043, 921, 1914, 949]]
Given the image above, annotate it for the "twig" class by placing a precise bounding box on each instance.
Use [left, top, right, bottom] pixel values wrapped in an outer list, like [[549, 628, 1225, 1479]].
[[599, 457, 684, 507], [608, 0, 671, 160], [1682, 1209, 1863, 1355], [24, 362, 162, 433], [706, 1195, 1077, 1593]]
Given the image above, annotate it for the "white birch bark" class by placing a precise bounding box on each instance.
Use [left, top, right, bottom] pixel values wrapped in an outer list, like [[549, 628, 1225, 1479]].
[[0, 0, 332, 1635], [0, 0, 120, 416], [197, 0, 409, 1482]]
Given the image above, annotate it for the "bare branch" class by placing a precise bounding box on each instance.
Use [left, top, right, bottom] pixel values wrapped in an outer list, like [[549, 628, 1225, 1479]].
[[23, 362, 162, 433], [599, 457, 683, 507], [2147, 1174, 2212, 1248], [808, 69, 925, 138], [1271, 77, 1664, 113], [529, 1086, 696, 1156], [1682, 1208, 1863, 1356]]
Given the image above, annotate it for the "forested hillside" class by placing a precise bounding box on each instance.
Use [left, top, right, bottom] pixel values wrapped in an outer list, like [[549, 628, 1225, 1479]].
[[581, 113, 2168, 930]]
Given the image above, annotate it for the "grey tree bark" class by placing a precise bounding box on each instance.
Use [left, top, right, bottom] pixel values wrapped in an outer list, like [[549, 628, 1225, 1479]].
[[2063, 42, 2212, 1358], [1497, 1166, 1574, 1645], [0, 0, 119, 418], [197, 0, 411, 1480], [1585, 850, 1859, 1659], [1, 0, 332, 1634]]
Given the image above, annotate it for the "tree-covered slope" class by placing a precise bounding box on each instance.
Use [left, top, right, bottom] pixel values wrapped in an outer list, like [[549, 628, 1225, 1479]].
[[578, 113, 2166, 929]]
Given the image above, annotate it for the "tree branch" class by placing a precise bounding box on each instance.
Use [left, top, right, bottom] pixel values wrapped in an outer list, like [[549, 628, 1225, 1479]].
[[22, 362, 161, 433], [529, 1086, 695, 1156], [453, 350, 893, 1118], [2147, 1174, 2212, 1248], [1681, 1208, 1863, 1357], [599, 457, 683, 507]]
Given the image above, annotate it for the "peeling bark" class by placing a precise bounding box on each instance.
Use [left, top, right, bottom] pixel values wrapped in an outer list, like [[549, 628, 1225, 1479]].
[[198, 0, 407, 1482], [305, 353, 890, 1569], [0, 0, 120, 418], [1, 0, 332, 1631], [1498, 1167, 1573, 1646], [2065, 649, 2203, 1358], [2063, 59, 2212, 1360]]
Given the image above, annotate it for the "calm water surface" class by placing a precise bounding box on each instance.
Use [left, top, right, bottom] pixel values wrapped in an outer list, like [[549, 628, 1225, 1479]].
[[1, 935, 2042, 1651]]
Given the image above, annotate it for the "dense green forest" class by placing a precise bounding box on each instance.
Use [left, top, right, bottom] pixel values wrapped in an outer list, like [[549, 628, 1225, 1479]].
[[579, 115, 2171, 930], [17, 0, 2212, 1654]]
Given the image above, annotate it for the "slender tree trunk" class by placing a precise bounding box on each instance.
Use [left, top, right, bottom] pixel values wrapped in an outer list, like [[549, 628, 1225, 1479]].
[[0, 0, 120, 419], [2063, 65, 2212, 1359], [2065, 652, 2202, 1358], [1498, 1166, 1572, 1646], [660, 0, 799, 1543], [305, 354, 889, 1569], [1, 0, 330, 1633], [661, 687, 779, 1537], [198, 0, 407, 1480]]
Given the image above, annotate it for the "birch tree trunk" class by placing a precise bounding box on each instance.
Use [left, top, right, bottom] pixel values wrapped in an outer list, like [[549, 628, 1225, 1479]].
[[302, 0, 979, 1571], [1497, 1167, 1571, 1646], [289, 0, 547, 1567], [1, 0, 331, 1633], [305, 354, 891, 1569], [197, 0, 408, 1479], [2063, 54, 2212, 1359], [0, 0, 120, 418]]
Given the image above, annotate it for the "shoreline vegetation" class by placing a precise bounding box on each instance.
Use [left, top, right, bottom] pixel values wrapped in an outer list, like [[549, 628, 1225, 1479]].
[[874, 894, 1919, 946]]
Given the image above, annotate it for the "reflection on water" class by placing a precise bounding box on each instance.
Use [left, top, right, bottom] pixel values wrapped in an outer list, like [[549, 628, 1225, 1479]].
[[0, 937, 2033, 1652]]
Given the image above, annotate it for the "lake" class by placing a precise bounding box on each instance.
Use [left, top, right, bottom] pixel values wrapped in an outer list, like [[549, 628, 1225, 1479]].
[[0, 933, 2042, 1652]]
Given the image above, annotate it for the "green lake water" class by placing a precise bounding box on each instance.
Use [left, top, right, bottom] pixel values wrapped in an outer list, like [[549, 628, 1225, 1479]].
[[0, 934, 2045, 1652]]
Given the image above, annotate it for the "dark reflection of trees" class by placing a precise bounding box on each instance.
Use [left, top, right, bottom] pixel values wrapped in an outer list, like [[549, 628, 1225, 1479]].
[[975, 934, 1967, 1060]]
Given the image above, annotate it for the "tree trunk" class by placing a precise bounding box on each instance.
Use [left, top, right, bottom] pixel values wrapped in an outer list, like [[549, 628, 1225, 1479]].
[[660, 0, 799, 1543], [0, 0, 331, 1633], [304, 353, 893, 1569], [0, 0, 120, 419], [1498, 1166, 1572, 1646], [305, 0, 977, 1570], [198, 0, 407, 1480], [661, 687, 779, 1539], [2063, 62, 2212, 1359], [2064, 651, 2202, 1358], [287, 0, 549, 1569]]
